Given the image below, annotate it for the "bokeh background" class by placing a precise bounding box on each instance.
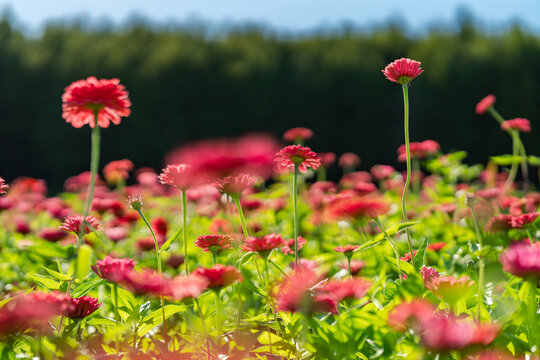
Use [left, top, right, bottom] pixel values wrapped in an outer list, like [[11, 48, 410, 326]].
[[1, 1, 540, 192]]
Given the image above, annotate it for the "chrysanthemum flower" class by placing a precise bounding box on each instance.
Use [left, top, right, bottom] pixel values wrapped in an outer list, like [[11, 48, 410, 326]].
[[65, 296, 101, 319], [328, 196, 389, 220], [500, 242, 540, 279], [338, 153, 361, 169], [103, 159, 134, 184], [119, 269, 170, 297], [387, 299, 437, 332], [195, 234, 233, 254], [127, 194, 143, 211], [275, 145, 321, 173], [486, 213, 538, 233], [192, 265, 243, 289], [353, 182, 378, 195], [321, 278, 370, 303], [60, 215, 102, 234], [319, 152, 336, 167], [397, 140, 440, 162], [39, 228, 68, 242], [334, 245, 359, 255], [158, 164, 200, 190], [92, 256, 136, 283], [213, 173, 256, 198], [420, 266, 440, 285], [281, 236, 306, 255], [283, 127, 314, 143], [242, 233, 285, 254], [400, 250, 418, 262], [166, 275, 209, 300], [382, 58, 423, 84], [62, 77, 131, 128], [475, 94, 496, 114], [425, 275, 475, 304], [0, 177, 8, 195], [370, 165, 395, 180], [501, 118, 531, 133], [166, 254, 185, 269]]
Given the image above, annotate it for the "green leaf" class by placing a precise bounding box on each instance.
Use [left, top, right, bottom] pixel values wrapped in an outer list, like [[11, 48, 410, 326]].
[[71, 278, 104, 298], [42, 266, 72, 281], [386, 256, 415, 275], [414, 237, 428, 271], [0, 297, 14, 310], [490, 155, 523, 166], [30, 274, 61, 290], [357, 221, 419, 252], [76, 244, 93, 280], [160, 225, 182, 252], [27, 242, 68, 258], [138, 304, 185, 337], [237, 251, 255, 265], [528, 155, 540, 166]]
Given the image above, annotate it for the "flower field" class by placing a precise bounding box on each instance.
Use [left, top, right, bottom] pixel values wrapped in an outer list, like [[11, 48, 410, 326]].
[[1, 59, 539, 359]]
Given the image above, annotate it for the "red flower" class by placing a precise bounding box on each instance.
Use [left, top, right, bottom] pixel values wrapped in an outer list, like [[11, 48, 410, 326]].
[[158, 164, 200, 191], [475, 187, 502, 200], [338, 152, 361, 169], [105, 226, 129, 242], [321, 278, 370, 302], [119, 269, 170, 296], [486, 213, 538, 232], [65, 296, 101, 319], [242, 233, 285, 254], [382, 58, 423, 84], [192, 265, 243, 289], [0, 177, 8, 195], [283, 127, 313, 143], [319, 152, 336, 167], [92, 256, 136, 283], [328, 196, 389, 220], [213, 173, 256, 198], [353, 182, 378, 195], [281, 236, 306, 255], [103, 159, 134, 184], [136, 236, 165, 251], [276, 269, 337, 314], [500, 242, 540, 279], [342, 260, 365, 275], [501, 118, 531, 133], [475, 94, 496, 114], [166, 254, 185, 269], [39, 228, 68, 242], [420, 266, 440, 285], [370, 165, 395, 180], [62, 77, 131, 128], [275, 145, 321, 173], [400, 250, 418, 262], [64, 172, 105, 193], [387, 299, 436, 332], [425, 275, 475, 304], [397, 140, 440, 162], [60, 215, 102, 234], [334, 245, 359, 254], [166, 275, 209, 300], [427, 242, 446, 251], [195, 234, 233, 253]]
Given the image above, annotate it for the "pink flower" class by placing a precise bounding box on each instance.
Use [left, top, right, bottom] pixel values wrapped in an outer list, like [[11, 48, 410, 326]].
[[425, 275, 475, 304], [342, 260, 365, 275], [151, 217, 168, 238], [195, 234, 233, 253], [65, 296, 101, 319], [387, 299, 436, 332], [166, 254, 185, 269], [126, 193, 144, 211], [103, 159, 134, 184], [166, 275, 209, 300], [119, 269, 170, 297], [321, 278, 370, 303], [136, 236, 165, 251], [64, 171, 105, 193], [420, 266, 440, 285], [328, 196, 389, 220], [397, 140, 440, 161], [60, 215, 102, 234], [353, 182, 378, 195], [500, 242, 540, 279], [486, 213, 538, 232], [283, 127, 313, 143], [62, 77, 131, 128], [158, 164, 200, 191], [281, 236, 306, 255], [39, 228, 68, 242], [213, 173, 256, 198], [242, 233, 285, 254], [192, 265, 243, 289], [0, 177, 8, 195], [105, 226, 129, 242], [382, 58, 423, 84], [319, 152, 336, 167], [400, 250, 418, 262], [338, 153, 361, 169], [475, 94, 496, 114], [475, 187, 502, 200], [92, 256, 136, 283], [275, 145, 321, 173], [370, 165, 395, 180], [334, 245, 359, 255], [501, 118, 531, 133]]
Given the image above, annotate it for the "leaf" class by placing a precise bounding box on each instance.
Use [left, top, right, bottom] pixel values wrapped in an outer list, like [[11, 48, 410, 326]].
[[86, 316, 117, 326], [237, 251, 255, 265], [160, 225, 182, 252], [0, 297, 14, 310], [414, 237, 428, 271], [42, 266, 72, 281], [357, 221, 419, 252], [386, 256, 415, 275], [27, 242, 68, 258], [76, 244, 93, 280], [528, 155, 540, 166], [137, 304, 185, 337], [71, 279, 104, 298], [30, 274, 61, 290]]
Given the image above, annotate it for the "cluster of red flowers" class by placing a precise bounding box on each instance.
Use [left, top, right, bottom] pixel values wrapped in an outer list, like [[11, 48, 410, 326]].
[[397, 140, 440, 161]]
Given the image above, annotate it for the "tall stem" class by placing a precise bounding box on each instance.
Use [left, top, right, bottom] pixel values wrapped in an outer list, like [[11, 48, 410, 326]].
[[527, 279, 539, 358], [137, 209, 168, 347], [293, 164, 300, 270], [401, 84, 414, 263], [503, 131, 520, 192], [234, 197, 250, 240], [516, 134, 530, 192], [469, 204, 485, 321], [375, 217, 402, 282], [114, 283, 120, 351], [181, 190, 189, 275], [215, 290, 222, 338]]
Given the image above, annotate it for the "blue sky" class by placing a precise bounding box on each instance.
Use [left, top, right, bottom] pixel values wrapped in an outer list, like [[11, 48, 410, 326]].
[[1, 0, 539, 33]]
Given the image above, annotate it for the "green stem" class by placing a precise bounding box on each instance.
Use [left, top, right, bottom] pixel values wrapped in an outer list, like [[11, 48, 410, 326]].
[[133, 322, 138, 354], [374, 217, 402, 283], [293, 164, 300, 271], [194, 298, 211, 360], [212, 252, 217, 267], [269, 259, 289, 278], [114, 283, 120, 352], [181, 190, 189, 275], [487, 107, 505, 125], [527, 229, 536, 245], [234, 196, 250, 241], [401, 84, 414, 263], [347, 257, 352, 279], [469, 205, 485, 321], [527, 279, 539, 357], [516, 134, 530, 192], [504, 131, 520, 192], [317, 167, 326, 182], [215, 290, 222, 338]]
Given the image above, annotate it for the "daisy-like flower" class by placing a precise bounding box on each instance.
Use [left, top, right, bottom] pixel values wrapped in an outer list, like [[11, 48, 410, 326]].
[[387, 299, 437, 332], [321, 278, 371, 303], [475, 94, 496, 115], [213, 173, 256, 198], [338, 153, 361, 169], [370, 165, 395, 180], [127, 194, 143, 211], [119, 269, 170, 297], [39, 228, 68, 242], [281, 236, 306, 255], [60, 215, 102, 234], [501, 118, 531, 133], [65, 296, 101, 319], [425, 275, 475, 305], [92, 256, 136, 283], [242, 233, 285, 255], [397, 140, 440, 162], [486, 213, 539, 232], [62, 77, 131, 128], [195, 234, 233, 254], [328, 196, 389, 220], [158, 164, 199, 190], [0, 177, 8, 195], [283, 127, 314, 143], [166, 275, 209, 300], [334, 245, 360, 255], [275, 145, 321, 173], [382, 58, 423, 84], [103, 159, 134, 184], [319, 152, 336, 167], [500, 242, 540, 279], [192, 265, 243, 290]]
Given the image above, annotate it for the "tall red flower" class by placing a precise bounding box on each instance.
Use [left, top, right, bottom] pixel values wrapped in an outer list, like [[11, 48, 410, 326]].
[[92, 256, 136, 283], [195, 234, 233, 253], [397, 140, 440, 162], [476, 95, 496, 115], [328, 196, 389, 220], [501, 118, 531, 133], [334, 245, 360, 255], [65, 296, 101, 319], [158, 164, 200, 190], [321, 278, 370, 303], [166, 275, 209, 300], [192, 265, 243, 289], [283, 127, 313, 143], [60, 215, 102, 234], [62, 77, 131, 128], [382, 58, 423, 84], [103, 159, 134, 184], [119, 269, 170, 297], [213, 173, 256, 198], [275, 145, 321, 173], [338, 153, 361, 169], [0, 177, 8, 195], [500, 242, 540, 279], [242, 233, 285, 254]]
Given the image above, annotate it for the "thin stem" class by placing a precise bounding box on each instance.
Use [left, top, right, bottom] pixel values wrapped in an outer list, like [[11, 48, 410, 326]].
[[374, 217, 402, 283], [212, 252, 217, 267], [347, 257, 352, 279], [412, 159, 420, 194], [401, 84, 415, 264], [215, 290, 222, 338], [133, 322, 138, 354], [194, 298, 211, 360], [114, 283, 120, 352], [234, 196, 250, 240], [293, 164, 300, 271], [527, 279, 539, 357], [181, 190, 189, 275], [503, 131, 520, 192], [516, 134, 530, 192], [527, 228, 536, 245], [269, 259, 289, 278], [469, 205, 485, 322]]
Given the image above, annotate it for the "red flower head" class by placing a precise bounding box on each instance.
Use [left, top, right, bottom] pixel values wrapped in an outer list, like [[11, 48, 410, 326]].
[[486, 213, 538, 233], [103, 159, 134, 184], [475, 94, 496, 115], [195, 234, 233, 254], [501, 118, 531, 133], [39, 228, 68, 242], [213, 173, 256, 198], [382, 58, 423, 84], [242, 233, 285, 254], [192, 265, 243, 290], [283, 127, 314, 143], [400, 250, 418, 262], [321, 278, 370, 303], [475, 187, 502, 200], [500, 242, 540, 279], [151, 216, 168, 238], [60, 215, 102, 234], [420, 266, 440, 285], [92, 256, 136, 283], [105, 226, 129, 242], [0, 177, 8, 195], [159, 164, 201, 191], [338, 152, 361, 169], [387, 299, 437, 332], [319, 152, 336, 167], [370, 165, 395, 180], [166, 254, 185, 269], [425, 275, 475, 304], [281, 236, 306, 255], [276, 269, 337, 314], [65, 296, 101, 319], [119, 269, 170, 297], [354, 182, 378, 196], [328, 196, 389, 220], [62, 77, 131, 128], [166, 275, 209, 300], [275, 145, 321, 173], [334, 245, 359, 256], [397, 140, 440, 162]]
